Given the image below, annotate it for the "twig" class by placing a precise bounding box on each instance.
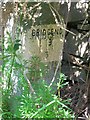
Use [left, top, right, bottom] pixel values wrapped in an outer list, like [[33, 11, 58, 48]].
[[48, 3, 76, 36], [78, 117, 87, 120], [49, 2, 71, 88], [24, 69, 35, 94], [68, 54, 90, 71], [49, 60, 60, 88]]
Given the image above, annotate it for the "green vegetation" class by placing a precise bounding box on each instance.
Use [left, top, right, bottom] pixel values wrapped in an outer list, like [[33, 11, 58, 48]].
[[1, 31, 74, 119], [0, 1, 90, 119]]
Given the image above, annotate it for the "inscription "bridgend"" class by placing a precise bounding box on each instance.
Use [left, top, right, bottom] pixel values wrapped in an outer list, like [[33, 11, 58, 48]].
[[25, 24, 64, 61], [30, 27, 63, 40]]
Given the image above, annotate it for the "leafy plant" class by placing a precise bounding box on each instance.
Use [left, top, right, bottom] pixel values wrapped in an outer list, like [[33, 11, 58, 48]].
[[24, 56, 47, 82], [14, 80, 74, 119], [57, 73, 69, 97], [1, 30, 74, 119], [1, 29, 22, 119]]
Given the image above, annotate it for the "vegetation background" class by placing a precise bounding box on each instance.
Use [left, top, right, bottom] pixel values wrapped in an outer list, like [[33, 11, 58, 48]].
[[0, 1, 90, 120]]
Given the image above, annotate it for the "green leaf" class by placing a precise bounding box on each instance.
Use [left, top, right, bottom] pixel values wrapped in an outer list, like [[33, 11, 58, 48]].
[[14, 43, 21, 51], [15, 39, 21, 43]]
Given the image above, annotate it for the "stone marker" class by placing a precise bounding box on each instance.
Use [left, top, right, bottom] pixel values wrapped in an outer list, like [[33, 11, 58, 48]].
[[22, 24, 65, 62]]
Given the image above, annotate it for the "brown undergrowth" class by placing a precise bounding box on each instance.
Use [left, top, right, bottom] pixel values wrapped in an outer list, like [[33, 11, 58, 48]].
[[61, 82, 88, 119]]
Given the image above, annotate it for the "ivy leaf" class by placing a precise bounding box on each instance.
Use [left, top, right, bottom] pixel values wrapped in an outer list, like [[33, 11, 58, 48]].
[[14, 43, 21, 51], [15, 39, 21, 43]]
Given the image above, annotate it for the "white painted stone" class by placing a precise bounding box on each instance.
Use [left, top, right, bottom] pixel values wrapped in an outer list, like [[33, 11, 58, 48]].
[[22, 24, 65, 62]]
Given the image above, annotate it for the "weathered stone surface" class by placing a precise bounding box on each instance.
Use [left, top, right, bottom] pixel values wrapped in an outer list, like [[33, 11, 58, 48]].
[[23, 24, 64, 62]]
